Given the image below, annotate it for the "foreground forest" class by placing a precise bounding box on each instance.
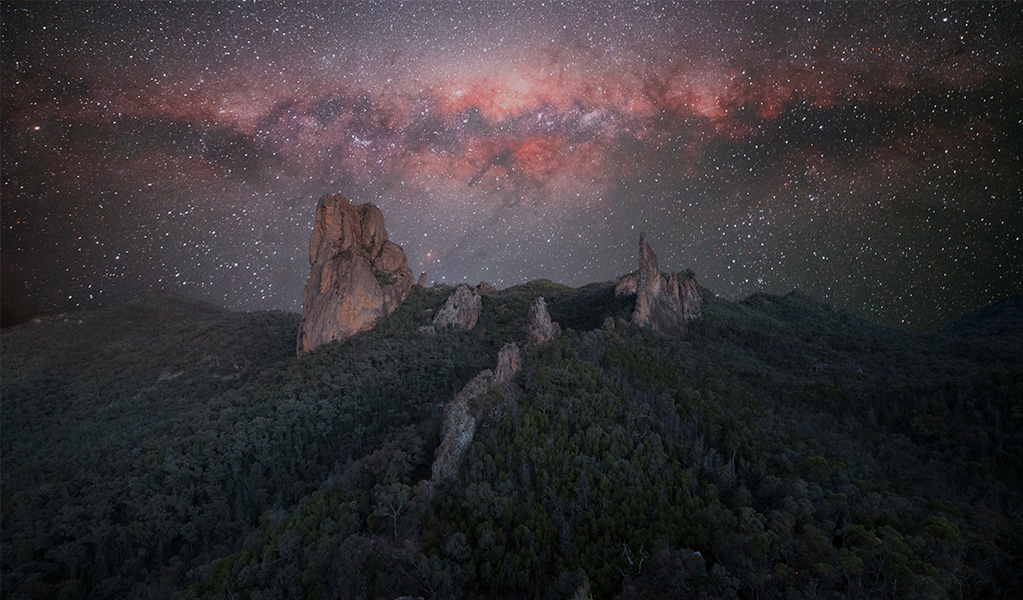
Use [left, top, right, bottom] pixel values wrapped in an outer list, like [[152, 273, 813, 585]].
[[2, 283, 1021, 599]]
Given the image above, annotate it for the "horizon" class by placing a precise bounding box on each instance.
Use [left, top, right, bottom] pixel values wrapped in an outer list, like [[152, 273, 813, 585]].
[[8, 262, 1016, 335], [3, 2, 1020, 329]]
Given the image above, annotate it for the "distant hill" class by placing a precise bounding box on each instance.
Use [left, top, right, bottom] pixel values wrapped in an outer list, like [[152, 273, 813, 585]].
[[2, 287, 1021, 599], [941, 295, 1023, 339]]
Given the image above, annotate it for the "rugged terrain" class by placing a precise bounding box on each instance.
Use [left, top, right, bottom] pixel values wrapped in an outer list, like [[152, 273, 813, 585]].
[[2, 279, 1021, 599]]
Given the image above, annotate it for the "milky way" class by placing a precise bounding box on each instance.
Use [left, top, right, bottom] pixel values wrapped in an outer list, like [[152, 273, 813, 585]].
[[2, 2, 1021, 329]]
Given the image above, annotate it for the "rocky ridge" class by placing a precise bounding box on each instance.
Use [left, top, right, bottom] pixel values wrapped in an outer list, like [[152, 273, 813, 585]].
[[616, 233, 702, 336], [427, 286, 567, 487], [296, 194, 414, 354], [430, 342, 521, 485]]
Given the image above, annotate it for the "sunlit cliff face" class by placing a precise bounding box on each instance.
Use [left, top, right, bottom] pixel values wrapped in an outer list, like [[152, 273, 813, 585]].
[[2, 2, 1020, 328]]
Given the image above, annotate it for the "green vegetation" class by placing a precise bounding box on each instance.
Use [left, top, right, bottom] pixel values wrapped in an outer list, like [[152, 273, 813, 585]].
[[2, 287, 1020, 599]]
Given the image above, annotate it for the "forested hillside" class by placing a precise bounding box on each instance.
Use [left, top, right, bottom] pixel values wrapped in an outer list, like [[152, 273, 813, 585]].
[[2, 285, 1020, 599]]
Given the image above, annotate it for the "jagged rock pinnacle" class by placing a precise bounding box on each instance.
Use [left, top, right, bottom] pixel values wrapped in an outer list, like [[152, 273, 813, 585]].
[[494, 342, 521, 383], [525, 296, 560, 345], [624, 233, 702, 335]]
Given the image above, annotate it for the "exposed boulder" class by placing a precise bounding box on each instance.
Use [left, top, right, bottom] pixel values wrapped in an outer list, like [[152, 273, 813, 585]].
[[433, 284, 482, 330], [626, 233, 702, 336], [525, 296, 560, 345], [296, 194, 414, 354], [417, 272, 428, 287], [477, 281, 495, 293]]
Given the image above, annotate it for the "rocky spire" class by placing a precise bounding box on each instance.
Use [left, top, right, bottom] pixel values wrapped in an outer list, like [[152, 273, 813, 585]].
[[633, 233, 661, 327], [296, 194, 414, 354], [525, 296, 560, 345], [494, 342, 521, 384], [622, 233, 702, 335]]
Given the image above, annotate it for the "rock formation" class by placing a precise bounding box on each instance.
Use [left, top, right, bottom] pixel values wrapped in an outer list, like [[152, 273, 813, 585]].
[[296, 194, 414, 354], [669, 269, 702, 321], [494, 342, 520, 383], [417, 272, 428, 287], [477, 281, 495, 293], [433, 284, 482, 330], [614, 273, 639, 296], [525, 296, 560, 345], [431, 342, 520, 485], [617, 233, 702, 336], [430, 373, 487, 484]]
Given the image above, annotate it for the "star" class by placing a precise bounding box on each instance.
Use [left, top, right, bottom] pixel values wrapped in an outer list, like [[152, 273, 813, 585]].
[[1, 1, 1020, 330]]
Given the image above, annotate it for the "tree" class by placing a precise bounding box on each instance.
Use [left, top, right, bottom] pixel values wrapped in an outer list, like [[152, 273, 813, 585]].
[[373, 482, 413, 539]]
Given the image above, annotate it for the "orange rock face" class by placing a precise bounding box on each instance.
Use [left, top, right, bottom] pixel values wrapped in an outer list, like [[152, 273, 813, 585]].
[[296, 194, 414, 354]]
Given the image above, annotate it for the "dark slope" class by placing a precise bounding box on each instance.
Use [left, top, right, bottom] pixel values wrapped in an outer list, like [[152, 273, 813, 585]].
[[940, 295, 1023, 369], [941, 295, 1023, 340], [2, 288, 1021, 599]]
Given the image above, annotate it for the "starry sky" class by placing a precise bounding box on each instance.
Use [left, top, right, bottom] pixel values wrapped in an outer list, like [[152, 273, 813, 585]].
[[2, 1, 1021, 329]]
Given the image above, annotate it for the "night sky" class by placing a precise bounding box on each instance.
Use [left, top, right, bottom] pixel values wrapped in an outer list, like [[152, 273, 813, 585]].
[[2, 2, 1021, 329]]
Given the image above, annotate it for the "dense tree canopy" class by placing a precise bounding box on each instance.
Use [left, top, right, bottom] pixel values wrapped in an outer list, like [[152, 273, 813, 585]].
[[2, 288, 1020, 599]]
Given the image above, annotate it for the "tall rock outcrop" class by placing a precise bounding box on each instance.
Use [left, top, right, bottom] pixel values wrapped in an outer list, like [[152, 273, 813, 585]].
[[525, 296, 560, 345], [433, 284, 482, 330], [296, 194, 414, 354], [618, 233, 702, 336]]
